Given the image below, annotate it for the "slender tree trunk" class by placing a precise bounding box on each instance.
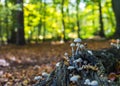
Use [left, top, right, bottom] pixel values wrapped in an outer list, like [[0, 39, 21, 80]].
[[16, 0, 25, 45], [8, 10, 17, 44], [98, 0, 105, 37], [5, 0, 9, 43], [112, 0, 120, 38], [61, 0, 66, 41], [0, 20, 2, 45], [36, 1, 42, 43], [76, 0, 80, 38], [43, 0, 46, 42]]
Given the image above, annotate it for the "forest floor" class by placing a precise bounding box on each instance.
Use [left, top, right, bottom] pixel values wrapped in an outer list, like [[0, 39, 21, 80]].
[[0, 39, 112, 85]]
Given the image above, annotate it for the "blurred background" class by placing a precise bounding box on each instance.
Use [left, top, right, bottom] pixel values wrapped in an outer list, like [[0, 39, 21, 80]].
[[0, 0, 119, 45]]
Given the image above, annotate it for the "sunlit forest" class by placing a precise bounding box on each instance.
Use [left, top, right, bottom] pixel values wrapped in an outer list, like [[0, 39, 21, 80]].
[[0, 0, 119, 45], [0, 0, 120, 85]]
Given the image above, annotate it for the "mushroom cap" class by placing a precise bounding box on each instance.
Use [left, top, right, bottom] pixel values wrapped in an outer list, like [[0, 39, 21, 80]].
[[90, 80, 98, 86], [34, 76, 42, 80], [76, 43, 80, 46], [80, 44, 85, 49], [68, 66, 75, 70], [64, 52, 68, 56], [70, 75, 80, 82], [70, 43, 75, 47], [56, 62, 60, 67], [42, 72, 49, 78], [87, 50, 93, 55], [74, 38, 82, 43], [73, 58, 82, 63], [84, 79, 91, 85], [117, 39, 120, 43]]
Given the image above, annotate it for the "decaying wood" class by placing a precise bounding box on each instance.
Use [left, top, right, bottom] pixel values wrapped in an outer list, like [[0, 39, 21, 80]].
[[35, 47, 120, 86]]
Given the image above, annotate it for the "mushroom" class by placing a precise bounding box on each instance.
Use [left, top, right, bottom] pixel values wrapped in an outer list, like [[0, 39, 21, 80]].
[[67, 66, 75, 70], [84, 79, 91, 85], [80, 44, 85, 51], [34, 76, 42, 81], [73, 58, 83, 63], [42, 72, 50, 78], [74, 38, 82, 55], [64, 52, 69, 60], [70, 75, 80, 83], [90, 80, 98, 86], [110, 42, 116, 48], [116, 39, 120, 49], [83, 60, 88, 65], [70, 43, 75, 57], [87, 50, 93, 55], [56, 62, 60, 67]]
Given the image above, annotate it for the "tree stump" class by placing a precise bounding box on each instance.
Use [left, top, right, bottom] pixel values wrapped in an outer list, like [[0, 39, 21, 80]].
[[35, 46, 120, 86]]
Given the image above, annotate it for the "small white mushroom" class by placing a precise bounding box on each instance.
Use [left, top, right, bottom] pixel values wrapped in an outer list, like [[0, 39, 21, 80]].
[[70, 75, 80, 83], [116, 39, 120, 49], [80, 44, 85, 50], [74, 38, 82, 55], [110, 42, 116, 47], [67, 66, 75, 70], [64, 52, 69, 59], [90, 80, 98, 86], [70, 43, 75, 57], [83, 60, 88, 65], [56, 62, 60, 67], [84, 79, 91, 85], [34, 76, 42, 80], [73, 58, 82, 63], [87, 50, 93, 55], [42, 72, 50, 78]]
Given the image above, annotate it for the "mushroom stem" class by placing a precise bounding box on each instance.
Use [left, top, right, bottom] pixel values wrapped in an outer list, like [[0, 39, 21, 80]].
[[72, 47, 74, 57], [116, 39, 120, 49], [75, 43, 80, 55]]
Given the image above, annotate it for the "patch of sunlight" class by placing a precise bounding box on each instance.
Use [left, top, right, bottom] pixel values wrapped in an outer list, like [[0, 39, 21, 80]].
[[39, 35, 43, 40], [68, 33, 77, 39], [79, 1, 86, 11], [45, 34, 52, 39]]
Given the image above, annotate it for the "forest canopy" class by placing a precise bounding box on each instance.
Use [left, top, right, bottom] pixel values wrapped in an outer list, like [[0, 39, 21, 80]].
[[0, 0, 117, 44]]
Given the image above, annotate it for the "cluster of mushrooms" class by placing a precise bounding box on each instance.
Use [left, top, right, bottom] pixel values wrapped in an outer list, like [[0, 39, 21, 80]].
[[35, 38, 120, 86], [59, 38, 99, 86], [111, 39, 120, 49]]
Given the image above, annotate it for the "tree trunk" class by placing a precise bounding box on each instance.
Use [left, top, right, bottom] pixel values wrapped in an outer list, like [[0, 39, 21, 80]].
[[112, 0, 120, 38], [43, 0, 46, 42], [5, 0, 9, 43], [35, 47, 120, 86], [98, 0, 105, 37], [76, 0, 81, 38], [61, 0, 66, 41], [16, 0, 25, 45]]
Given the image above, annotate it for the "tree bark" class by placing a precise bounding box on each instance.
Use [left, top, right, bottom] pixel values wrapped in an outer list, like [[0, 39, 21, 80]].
[[98, 0, 105, 37], [42, 0, 46, 41], [5, 0, 9, 43], [61, 0, 66, 41], [112, 0, 120, 38], [16, 0, 25, 45], [76, 0, 81, 38]]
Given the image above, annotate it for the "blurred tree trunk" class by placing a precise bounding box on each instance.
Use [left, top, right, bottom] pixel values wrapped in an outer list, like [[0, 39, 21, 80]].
[[43, 0, 46, 42], [61, 0, 66, 41], [0, 19, 2, 45], [16, 0, 25, 45], [76, 0, 81, 38], [8, 10, 17, 44], [36, 1, 42, 43], [112, 0, 120, 38], [5, 0, 9, 43], [98, 0, 105, 37]]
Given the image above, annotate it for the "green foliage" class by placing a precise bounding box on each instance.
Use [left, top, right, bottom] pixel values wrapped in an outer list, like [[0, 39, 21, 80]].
[[0, 0, 116, 42]]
